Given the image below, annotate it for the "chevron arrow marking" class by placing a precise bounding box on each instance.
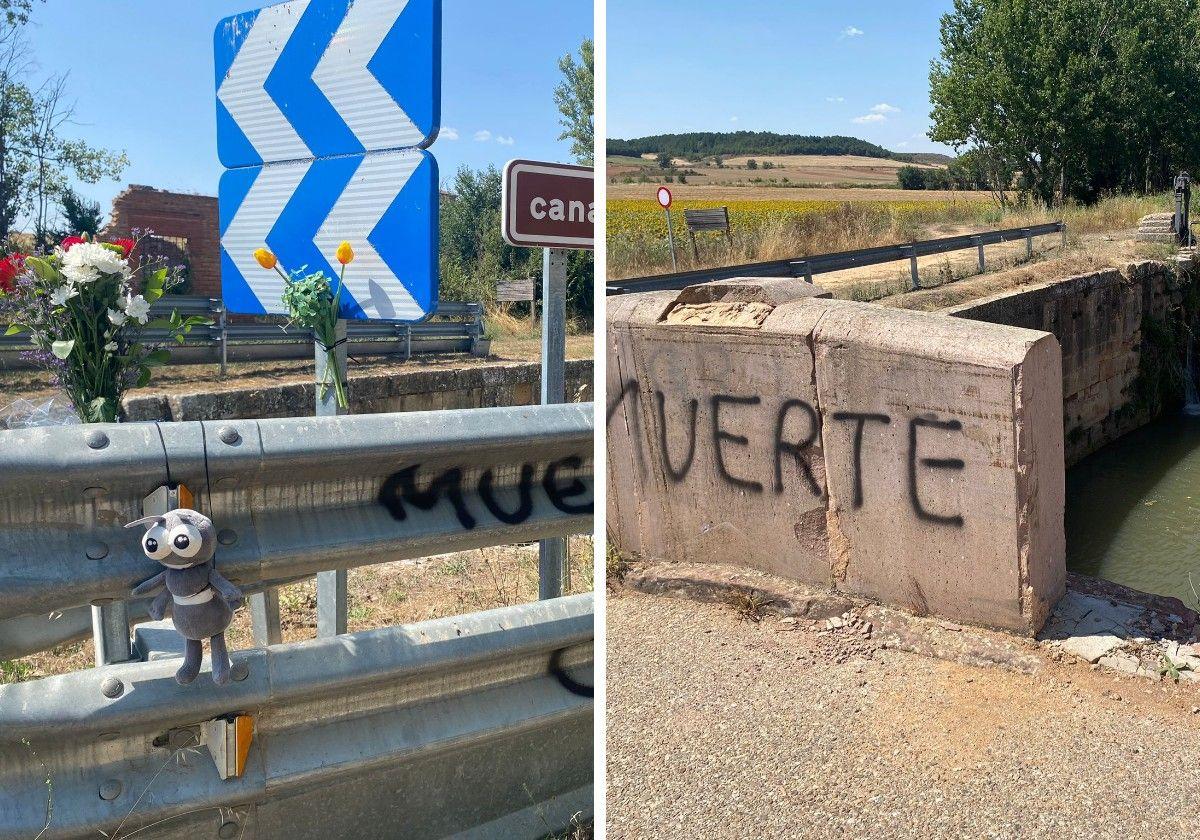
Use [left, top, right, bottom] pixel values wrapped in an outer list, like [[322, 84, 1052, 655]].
[[217, 0, 314, 165], [312, 0, 424, 153], [221, 159, 314, 315], [314, 151, 425, 320]]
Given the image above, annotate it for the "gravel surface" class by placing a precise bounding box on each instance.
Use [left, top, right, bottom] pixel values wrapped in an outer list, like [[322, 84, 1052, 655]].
[[607, 590, 1200, 839]]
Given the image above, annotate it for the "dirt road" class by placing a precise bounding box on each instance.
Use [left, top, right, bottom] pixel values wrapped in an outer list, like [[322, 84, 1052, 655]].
[[607, 590, 1200, 839]]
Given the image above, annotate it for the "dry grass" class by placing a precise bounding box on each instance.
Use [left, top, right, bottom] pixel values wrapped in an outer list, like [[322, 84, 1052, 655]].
[[3, 537, 594, 683], [607, 191, 1169, 281]]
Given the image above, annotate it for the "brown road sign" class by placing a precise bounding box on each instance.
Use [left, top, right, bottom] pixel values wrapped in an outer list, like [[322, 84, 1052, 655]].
[[502, 159, 594, 249]]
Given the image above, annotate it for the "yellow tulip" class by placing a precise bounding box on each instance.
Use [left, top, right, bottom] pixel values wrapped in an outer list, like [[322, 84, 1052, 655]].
[[254, 248, 277, 270], [336, 241, 354, 265]]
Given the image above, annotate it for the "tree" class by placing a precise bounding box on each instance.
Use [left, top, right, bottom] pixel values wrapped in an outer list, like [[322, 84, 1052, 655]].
[[656, 152, 671, 169], [59, 188, 103, 237], [897, 166, 927, 190], [929, 0, 1200, 206], [553, 38, 593, 165], [746, 158, 758, 170], [0, 0, 41, 27], [0, 8, 126, 245]]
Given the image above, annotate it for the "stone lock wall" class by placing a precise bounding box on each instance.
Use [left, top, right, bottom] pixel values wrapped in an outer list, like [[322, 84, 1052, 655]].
[[608, 279, 1066, 635], [123, 359, 594, 422], [947, 260, 1193, 465]]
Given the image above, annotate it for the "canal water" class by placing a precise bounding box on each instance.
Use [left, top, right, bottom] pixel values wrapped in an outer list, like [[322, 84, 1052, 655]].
[[1066, 411, 1200, 607]]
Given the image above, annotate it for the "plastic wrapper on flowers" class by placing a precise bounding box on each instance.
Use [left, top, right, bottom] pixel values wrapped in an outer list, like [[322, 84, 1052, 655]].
[[0, 395, 81, 429]]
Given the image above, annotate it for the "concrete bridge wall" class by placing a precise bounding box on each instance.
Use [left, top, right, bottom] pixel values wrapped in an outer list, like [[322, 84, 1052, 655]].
[[607, 280, 1065, 635]]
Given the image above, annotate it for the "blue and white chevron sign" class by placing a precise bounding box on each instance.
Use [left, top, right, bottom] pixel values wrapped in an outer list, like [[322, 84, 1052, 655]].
[[214, 0, 440, 166], [214, 0, 441, 321]]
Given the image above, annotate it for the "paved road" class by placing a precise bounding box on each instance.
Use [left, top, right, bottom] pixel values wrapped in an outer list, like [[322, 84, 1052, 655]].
[[607, 590, 1200, 839]]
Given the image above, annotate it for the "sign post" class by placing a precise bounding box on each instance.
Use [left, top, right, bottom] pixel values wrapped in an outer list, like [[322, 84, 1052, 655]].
[[215, 0, 442, 641], [315, 317, 348, 636], [502, 159, 594, 599], [657, 186, 677, 271]]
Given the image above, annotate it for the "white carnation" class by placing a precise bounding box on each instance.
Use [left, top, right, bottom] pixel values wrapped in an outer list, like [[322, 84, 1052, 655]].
[[124, 293, 151, 324], [61, 242, 131, 285], [103, 341, 117, 352], [50, 285, 76, 306], [107, 308, 127, 326]]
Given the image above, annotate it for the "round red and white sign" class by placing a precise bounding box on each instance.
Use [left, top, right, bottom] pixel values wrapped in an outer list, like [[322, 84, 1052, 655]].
[[656, 186, 672, 208]]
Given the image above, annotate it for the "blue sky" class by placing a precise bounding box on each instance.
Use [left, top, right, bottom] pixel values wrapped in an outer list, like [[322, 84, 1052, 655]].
[[607, 0, 955, 154], [19, 0, 591, 216]]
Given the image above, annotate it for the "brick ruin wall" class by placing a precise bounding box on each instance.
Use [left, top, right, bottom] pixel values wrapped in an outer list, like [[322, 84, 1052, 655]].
[[102, 185, 221, 299]]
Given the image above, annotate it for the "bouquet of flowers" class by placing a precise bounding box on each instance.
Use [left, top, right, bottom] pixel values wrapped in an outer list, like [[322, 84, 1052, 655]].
[[254, 241, 354, 410], [0, 233, 207, 423]]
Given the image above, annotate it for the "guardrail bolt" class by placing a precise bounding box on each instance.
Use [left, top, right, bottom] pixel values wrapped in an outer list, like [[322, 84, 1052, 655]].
[[231, 661, 249, 682], [100, 677, 124, 699], [85, 541, 109, 560], [217, 528, 238, 546], [85, 430, 109, 450], [98, 779, 122, 801], [218, 820, 241, 839], [218, 426, 241, 445]]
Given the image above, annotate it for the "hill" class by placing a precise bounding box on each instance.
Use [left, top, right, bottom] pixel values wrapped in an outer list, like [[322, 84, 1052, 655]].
[[893, 151, 954, 165], [606, 132, 896, 160]]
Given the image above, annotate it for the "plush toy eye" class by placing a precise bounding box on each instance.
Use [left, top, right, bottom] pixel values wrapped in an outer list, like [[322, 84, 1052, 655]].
[[169, 523, 202, 558], [143, 525, 171, 560]]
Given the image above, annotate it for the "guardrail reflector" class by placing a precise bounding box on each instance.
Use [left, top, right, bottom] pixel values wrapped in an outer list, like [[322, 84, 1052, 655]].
[[202, 714, 254, 780]]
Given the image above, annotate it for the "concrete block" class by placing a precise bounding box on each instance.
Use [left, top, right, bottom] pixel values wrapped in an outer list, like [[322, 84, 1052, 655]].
[[606, 291, 830, 583], [813, 302, 1065, 634]]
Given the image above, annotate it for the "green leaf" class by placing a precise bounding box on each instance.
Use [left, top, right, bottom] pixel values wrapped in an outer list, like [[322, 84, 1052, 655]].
[[144, 318, 173, 330], [136, 366, 152, 388], [143, 348, 171, 367], [24, 255, 58, 282], [50, 339, 75, 360], [4, 323, 26, 336]]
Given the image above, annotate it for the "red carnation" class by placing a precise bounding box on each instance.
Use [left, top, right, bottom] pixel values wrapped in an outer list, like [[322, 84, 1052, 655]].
[[109, 238, 136, 260], [0, 253, 25, 294], [60, 235, 86, 251]]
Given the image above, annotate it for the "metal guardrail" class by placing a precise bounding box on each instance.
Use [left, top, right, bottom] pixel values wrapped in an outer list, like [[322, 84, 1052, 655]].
[[0, 403, 594, 650], [606, 221, 1066, 295], [0, 296, 486, 372], [0, 596, 593, 839], [0, 403, 594, 838]]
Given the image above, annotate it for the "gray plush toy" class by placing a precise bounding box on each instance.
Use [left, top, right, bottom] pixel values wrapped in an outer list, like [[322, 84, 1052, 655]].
[[126, 509, 244, 685]]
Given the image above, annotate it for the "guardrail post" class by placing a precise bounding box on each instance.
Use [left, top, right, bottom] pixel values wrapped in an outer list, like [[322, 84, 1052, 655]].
[[1024, 228, 1032, 260], [794, 260, 813, 284], [316, 319, 349, 636], [972, 236, 985, 272], [469, 303, 484, 354], [250, 590, 282, 646], [905, 246, 920, 290], [90, 600, 132, 666], [539, 248, 569, 599], [405, 324, 412, 361], [217, 302, 228, 379], [1061, 222, 1068, 247]]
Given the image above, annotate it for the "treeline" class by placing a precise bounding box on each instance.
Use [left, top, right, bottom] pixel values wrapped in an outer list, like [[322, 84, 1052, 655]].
[[607, 132, 894, 160], [896, 153, 990, 191], [439, 166, 592, 325], [930, 0, 1200, 206]]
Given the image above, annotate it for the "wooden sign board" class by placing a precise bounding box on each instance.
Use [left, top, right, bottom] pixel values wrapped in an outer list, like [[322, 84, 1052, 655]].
[[497, 277, 535, 302]]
